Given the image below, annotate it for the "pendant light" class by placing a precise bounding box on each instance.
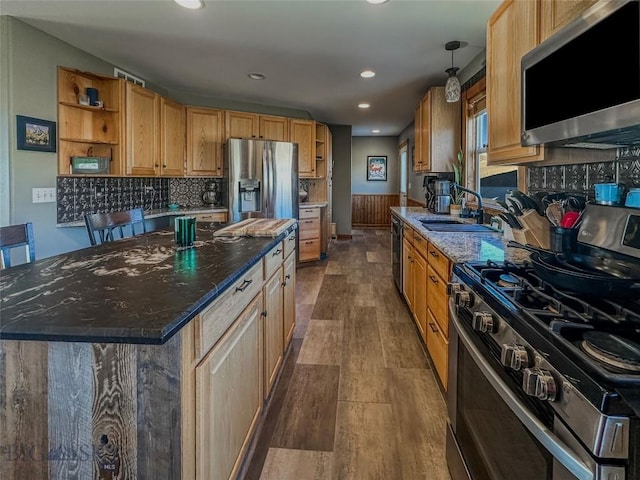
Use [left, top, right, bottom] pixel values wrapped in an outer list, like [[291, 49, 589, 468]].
[[445, 41, 461, 103]]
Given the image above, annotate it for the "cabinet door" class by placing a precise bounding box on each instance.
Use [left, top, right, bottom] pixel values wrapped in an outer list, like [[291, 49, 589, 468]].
[[419, 91, 432, 171], [539, 0, 596, 42], [486, 0, 543, 164], [426, 309, 448, 389], [413, 251, 427, 343], [402, 238, 413, 310], [264, 268, 284, 399], [413, 103, 423, 172], [259, 115, 288, 141], [283, 253, 296, 349], [289, 119, 316, 177], [126, 83, 159, 176], [226, 110, 259, 139], [186, 107, 225, 177], [196, 294, 263, 480], [159, 97, 185, 177]]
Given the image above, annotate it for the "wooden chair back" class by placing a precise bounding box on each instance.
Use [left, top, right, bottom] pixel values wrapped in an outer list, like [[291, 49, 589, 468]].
[[0, 222, 36, 268], [84, 208, 147, 246]]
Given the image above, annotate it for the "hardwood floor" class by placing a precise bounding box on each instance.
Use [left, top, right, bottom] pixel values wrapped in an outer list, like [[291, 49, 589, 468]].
[[245, 228, 451, 480]]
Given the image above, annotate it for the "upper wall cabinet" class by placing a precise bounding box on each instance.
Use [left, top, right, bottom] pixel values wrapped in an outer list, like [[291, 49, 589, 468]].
[[289, 119, 316, 178], [414, 86, 460, 173], [125, 83, 160, 176], [57, 67, 125, 175], [539, 0, 596, 42], [186, 107, 225, 177], [486, 0, 544, 165], [159, 97, 186, 177], [227, 111, 290, 142]]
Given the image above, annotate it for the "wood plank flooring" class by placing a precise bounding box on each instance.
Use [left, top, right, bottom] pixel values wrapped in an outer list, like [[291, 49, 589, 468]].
[[245, 228, 451, 480]]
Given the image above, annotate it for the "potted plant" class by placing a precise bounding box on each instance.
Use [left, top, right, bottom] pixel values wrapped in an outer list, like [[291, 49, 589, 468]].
[[450, 147, 465, 216]]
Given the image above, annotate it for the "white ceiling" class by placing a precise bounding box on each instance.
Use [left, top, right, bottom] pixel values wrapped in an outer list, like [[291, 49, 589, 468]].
[[2, 0, 500, 136]]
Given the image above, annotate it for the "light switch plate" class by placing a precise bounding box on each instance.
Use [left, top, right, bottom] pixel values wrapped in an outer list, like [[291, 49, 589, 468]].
[[32, 187, 56, 203]]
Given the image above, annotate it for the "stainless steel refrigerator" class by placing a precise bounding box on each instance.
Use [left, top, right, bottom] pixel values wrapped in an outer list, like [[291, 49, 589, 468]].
[[226, 138, 298, 223]]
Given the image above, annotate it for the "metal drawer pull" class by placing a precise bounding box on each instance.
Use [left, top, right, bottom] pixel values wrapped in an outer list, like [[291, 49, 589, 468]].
[[285, 274, 291, 280], [235, 279, 253, 292], [289, 236, 296, 241], [429, 322, 438, 333], [272, 249, 282, 256], [429, 275, 438, 284], [304, 220, 314, 223], [430, 250, 439, 258]]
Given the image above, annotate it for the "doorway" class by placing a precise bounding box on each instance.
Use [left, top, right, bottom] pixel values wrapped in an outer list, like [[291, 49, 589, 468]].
[[399, 141, 408, 207]]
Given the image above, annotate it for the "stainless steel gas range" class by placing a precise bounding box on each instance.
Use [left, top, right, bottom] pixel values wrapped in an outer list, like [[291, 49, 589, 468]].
[[446, 205, 640, 480]]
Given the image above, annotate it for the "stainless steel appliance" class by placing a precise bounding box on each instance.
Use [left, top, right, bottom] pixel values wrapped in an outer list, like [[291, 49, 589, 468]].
[[446, 205, 640, 480], [521, 0, 640, 148], [435, 180, 451, 214], [391, 214, 403, 292], [226, 139, 298, 222]]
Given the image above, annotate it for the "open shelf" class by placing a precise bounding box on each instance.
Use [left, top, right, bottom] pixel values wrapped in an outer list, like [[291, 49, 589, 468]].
[[59, 101, 119, 113]]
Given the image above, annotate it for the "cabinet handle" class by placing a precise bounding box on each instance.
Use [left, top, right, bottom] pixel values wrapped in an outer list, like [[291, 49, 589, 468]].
[[429, 250, 439, 258], [285, 274, 291, 280], [304, 220, 313, 224], [282, 281, 287, 287], [429, 275, 438, 284], [305, 241, 314, 245], [163, 164, 167, 168], [261, 310, 267, 317], [235, 279, 253, 292], [272, 249, 282, 256], [155, 163, 159, 168], [429, 322, 439, 333], [288, 236, 296, 241]]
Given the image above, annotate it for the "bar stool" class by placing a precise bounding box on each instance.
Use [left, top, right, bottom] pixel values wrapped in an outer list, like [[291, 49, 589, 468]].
[[84, 208, 147, 246], [0, 222, 36, 269]]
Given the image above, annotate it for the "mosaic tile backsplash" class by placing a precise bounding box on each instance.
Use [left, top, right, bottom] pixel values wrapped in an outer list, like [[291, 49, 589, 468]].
[[527, 149, 640, 199], [57, 177, 224, 223]]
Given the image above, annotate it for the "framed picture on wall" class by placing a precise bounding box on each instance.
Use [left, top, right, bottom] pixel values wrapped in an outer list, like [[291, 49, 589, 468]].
[[16, 115, 57, 153], [367, 155, 387, 181]]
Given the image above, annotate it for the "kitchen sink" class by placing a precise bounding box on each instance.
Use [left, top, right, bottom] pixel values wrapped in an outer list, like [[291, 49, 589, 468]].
[[419, 219, 497, 233]]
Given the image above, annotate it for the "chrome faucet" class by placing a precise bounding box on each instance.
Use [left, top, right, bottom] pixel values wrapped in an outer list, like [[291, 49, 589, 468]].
[[452, 184, 484, 224]]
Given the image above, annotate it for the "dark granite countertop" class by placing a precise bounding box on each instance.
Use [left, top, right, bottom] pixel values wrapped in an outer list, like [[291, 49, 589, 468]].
[[0, 222, 296, 345]]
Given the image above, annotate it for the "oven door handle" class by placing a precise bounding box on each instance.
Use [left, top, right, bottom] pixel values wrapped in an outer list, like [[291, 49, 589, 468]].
[[450, 307, 594, 480]]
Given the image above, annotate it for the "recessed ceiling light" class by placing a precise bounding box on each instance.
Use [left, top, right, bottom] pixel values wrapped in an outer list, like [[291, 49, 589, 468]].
[[372, 129, 381, 134], [358, 103, 371, 109], [360, 70, 376, 78], [248, 73, 266, 80], [366, 0, 390, 4], [174, 0, 204, 9]]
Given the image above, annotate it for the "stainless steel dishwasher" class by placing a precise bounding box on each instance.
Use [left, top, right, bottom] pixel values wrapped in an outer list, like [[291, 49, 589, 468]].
[[391, 214, 403, 292]]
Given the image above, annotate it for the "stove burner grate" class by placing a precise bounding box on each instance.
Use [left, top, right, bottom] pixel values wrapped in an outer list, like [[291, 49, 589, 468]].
[[581, 331, 640, 373]]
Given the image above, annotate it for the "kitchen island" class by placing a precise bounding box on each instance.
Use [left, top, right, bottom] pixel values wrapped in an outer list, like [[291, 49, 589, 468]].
[[0, 221, 298, 480]]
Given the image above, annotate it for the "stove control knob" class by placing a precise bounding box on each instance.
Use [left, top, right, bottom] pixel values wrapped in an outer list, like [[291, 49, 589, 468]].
[[472, 312, 495, 333], [522, 368, 557, 402], [447, 283, 462, 296], [455, 291, 474, 308], [500, 345, 530, 371]]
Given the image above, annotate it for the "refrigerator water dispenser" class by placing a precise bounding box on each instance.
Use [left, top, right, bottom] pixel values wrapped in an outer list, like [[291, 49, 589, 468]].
[[239, 179, 261, 213]]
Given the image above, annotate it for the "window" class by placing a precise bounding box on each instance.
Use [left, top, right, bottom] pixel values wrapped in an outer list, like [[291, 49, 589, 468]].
[[463, 80, 518, 203]]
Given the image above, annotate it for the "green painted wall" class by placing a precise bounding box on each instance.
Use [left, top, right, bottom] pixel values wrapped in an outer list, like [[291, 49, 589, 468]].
[[351, 136, 399, 195], [328, 124, 352, 236]]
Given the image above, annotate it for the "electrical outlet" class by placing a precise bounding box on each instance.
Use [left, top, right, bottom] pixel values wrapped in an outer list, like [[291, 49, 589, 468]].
[[32, 187, 56, 203]]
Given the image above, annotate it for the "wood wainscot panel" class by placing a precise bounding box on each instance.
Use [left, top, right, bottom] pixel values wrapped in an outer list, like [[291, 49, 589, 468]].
[[351, 194, 400, 227], [406, 198, 424, 207]]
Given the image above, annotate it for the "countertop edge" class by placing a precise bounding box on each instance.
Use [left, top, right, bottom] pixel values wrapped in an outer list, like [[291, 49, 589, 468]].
[[57, 207, 229, 228]]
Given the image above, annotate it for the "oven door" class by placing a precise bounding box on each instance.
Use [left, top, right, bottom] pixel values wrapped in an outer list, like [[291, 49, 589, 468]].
[[447, 302, 606, 480], [391, 216, 402, 292]]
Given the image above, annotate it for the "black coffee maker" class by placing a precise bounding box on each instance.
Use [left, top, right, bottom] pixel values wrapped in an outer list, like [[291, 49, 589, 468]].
[[423, 175, 439, 211]]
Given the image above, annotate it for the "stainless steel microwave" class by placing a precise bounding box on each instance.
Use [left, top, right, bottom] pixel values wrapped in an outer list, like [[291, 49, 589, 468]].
[[521, 0, 640, 149]]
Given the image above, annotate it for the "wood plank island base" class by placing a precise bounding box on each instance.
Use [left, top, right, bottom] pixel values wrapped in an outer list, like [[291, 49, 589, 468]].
[[0, 222, 298, 480]]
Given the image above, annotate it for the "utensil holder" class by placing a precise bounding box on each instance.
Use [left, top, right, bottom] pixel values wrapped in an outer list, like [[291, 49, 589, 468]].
[[174, 216, 196, 249], [549, 226, 577, 253]]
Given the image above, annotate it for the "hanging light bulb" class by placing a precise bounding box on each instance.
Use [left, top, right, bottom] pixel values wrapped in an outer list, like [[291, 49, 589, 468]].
[[445, 41, 461, 103]]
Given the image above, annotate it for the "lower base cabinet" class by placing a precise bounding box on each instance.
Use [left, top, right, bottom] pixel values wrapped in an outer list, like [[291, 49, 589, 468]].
[[264, 267, 284, 399], [283, 252, 296, 348], [196, 294, 263, 480]]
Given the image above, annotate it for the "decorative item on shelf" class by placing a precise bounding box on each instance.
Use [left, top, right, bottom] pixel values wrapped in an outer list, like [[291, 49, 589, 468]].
[[444, 40, 462, 103], [78, 94, 90, 106], [86, 87, 99, 106]]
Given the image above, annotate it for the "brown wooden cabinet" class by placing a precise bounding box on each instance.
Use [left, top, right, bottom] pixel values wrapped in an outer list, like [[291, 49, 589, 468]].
[[299, 207, 321, 262], [57, 67, 125, 175], [486, 0, 543, 165], [539, 0, 596, 42], [263, 265, 284, 399], [226, 110, 259, 139], [283, 251, 296, 349], [289, 119, 316, 177], [125, 83, 159, 176], [186, 107, 225, 177], [413, 87, 460, 172], [259, 115, 289, 141], [159, 97, 186, 176]]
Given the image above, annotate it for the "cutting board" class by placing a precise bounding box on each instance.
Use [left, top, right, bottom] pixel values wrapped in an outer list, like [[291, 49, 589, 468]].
[[214, 218, 296, 237]]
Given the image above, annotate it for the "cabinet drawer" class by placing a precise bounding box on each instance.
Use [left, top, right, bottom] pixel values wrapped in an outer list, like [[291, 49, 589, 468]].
[[426, 309, 448, 389], [284, 230, 297, 259], [412, 231, 428, 259], [264, 242, 284, 280], [299, 238, 320, 262], [403, 225, 415, 245], [194, 212, 227, 223], [299, 207, 320, 219], [427, 243, 450, 281], [195, 261, 263, 359], [299, 217, 320, 240], [427, 265, 448, 337]]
